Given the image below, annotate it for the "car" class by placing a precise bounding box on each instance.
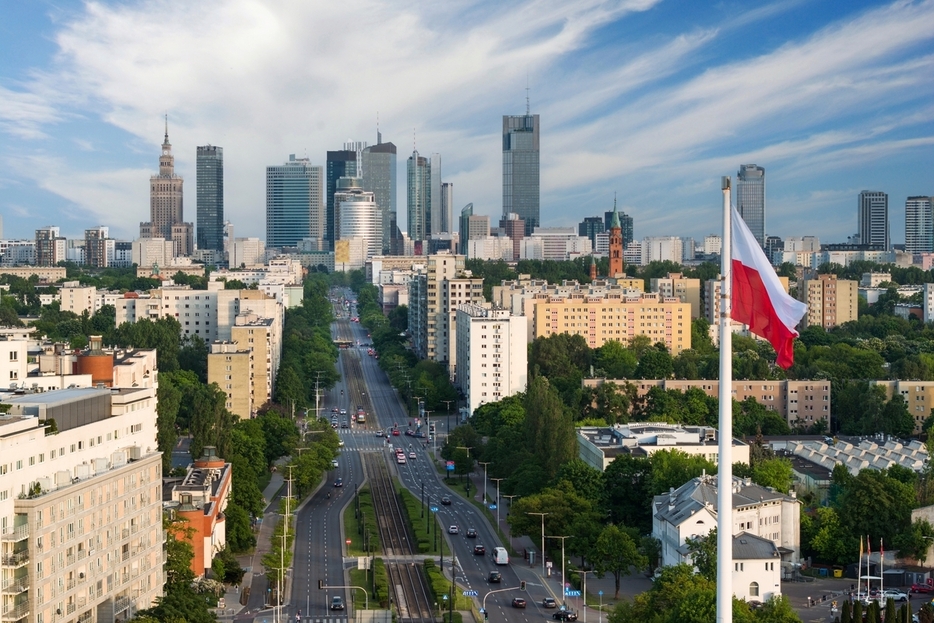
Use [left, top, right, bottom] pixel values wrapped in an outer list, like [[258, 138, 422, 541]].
[[440, 496, 452, 505], [882, 589, 909, 602], [341, 421, 349, 428], [466, 528, 478, 538], [338, 439, 344, 447], [331, 421, 339, 429], [331, 407, 339, 413], [448, 525, 459, 534], [376, 430, 384, 437], [912, 584, 934, 594], [542, 598, 557, 609], [409, 452, 416, 460], [330, 596, 344, 611], [340, 409, 347, 415], [334, 478, 343, 487], [331, 459, 339, 468], [392, 429, 400, 436], [488, 571, 502, 583], [553, 611, 578, 621], [473, 544, 486, 555], [512, 598, 527, 609]]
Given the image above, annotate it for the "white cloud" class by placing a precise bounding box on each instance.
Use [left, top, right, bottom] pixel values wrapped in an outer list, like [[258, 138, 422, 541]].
[[0, 85, 62, 139]]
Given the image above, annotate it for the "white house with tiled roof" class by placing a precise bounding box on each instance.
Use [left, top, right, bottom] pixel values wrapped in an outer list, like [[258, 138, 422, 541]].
[[652, 473, 800, 574]]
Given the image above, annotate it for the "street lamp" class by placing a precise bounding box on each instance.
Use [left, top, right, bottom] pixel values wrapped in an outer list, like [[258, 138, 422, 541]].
[[490, 478, 504, 528], [548, 535, 570, 606], [527, 512, 549, 577], [478, 462, 492, 502]]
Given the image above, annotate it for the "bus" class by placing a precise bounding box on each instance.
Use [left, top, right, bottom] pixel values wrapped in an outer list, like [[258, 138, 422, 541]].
[[356, 407, 366, 423]]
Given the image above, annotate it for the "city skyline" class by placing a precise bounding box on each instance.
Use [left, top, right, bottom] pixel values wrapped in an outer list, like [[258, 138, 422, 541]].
[[1, 1, 933, 245]]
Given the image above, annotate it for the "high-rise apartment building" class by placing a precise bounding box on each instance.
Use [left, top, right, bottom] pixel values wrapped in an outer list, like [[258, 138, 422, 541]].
[[905, 196, 934, 255], [196, 145, 224, 252], [326, 150, 358, 249], [456, 305, 528, 412], [335, 177, 381, 260], [407, 151, 431, 242], [858, 190, 889, 250], [361, 136, 397, 254], [502, 113, 540, 236], [141, 120, 193, 256], [208, 341, 254, 419], [578, 217, 604, 248], [266, 155, 324, 248], [35, 226, 66, 267], [650, 272, 701, 319], [84, 226, 113, 268], [798, 273, 858, 329], [736, 164, 766, 247]]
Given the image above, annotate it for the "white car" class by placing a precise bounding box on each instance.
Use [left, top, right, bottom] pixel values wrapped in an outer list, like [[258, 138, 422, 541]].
[[882, 589, 909, 602], [331, 459, 339, 468], [449, 525, 459, 534]]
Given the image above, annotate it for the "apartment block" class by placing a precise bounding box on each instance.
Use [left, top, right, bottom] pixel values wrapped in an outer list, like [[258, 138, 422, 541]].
[[531, 291, 691, 354], [59, 282, 97, 316], [0, 267, 66, 283], [798, 274, 858, 329], [650, 273, 701, 319], [169, 447, 231, 577], [231, 314, 280, 409], [207, 342, 253, 419], [583, 378, 831, 429], [455, 305, 528, 413], [874, 380, 934, 434], [0, 385, 163, 623]]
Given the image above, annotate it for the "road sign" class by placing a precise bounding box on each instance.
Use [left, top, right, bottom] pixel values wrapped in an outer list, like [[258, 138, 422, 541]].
[[489, 504, 497, 510], [346, 539, 351, 545], [598, 591, 603, 596], [446, 461, 455, 472], [430, 506, 439, 512], [463, 590, 478, 597], [565, 589, 582, 597]]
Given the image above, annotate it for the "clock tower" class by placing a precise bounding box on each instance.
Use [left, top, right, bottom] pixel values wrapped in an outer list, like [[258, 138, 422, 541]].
[[141, 115, 193, 256]]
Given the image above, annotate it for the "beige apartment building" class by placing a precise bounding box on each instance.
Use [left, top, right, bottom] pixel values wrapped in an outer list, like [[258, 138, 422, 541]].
[[798, 274, 858, 329], [874, 380, 934, 435], [650, 273, 701, 319], [0, 267, 66, 283], [207, 342, 254, 419], [583, 378, 832, 429], [231, 315, 278, 411], [531, 291, 691, 354], [0, 385, 164, 623]]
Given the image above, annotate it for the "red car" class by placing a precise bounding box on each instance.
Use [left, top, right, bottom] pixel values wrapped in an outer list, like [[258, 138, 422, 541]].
[[911, 583, 933, 593], [392, 429, 400, 436]]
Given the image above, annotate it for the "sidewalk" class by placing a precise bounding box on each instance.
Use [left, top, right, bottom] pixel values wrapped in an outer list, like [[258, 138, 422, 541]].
[[238, 466, 287, 616]]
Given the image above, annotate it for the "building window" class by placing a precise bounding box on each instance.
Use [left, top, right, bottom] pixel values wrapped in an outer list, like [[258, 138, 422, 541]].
[[749, 582, 759, 597]]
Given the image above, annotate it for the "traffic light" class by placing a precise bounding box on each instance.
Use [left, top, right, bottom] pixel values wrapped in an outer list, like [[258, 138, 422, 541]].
[[520, 581, 526, 590], [484, 611, 488, 621], [318, 580, 323, 590]]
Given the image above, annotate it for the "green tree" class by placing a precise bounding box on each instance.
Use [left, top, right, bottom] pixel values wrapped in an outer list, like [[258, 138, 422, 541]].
[[155, 373, 182, 472], [684, 529, 716, 581], [524, 376, 576, 482], [647, 450, 717, 497], [603, 454, 653, 533], [751, 458, 793, 493], [594, 340, 637, 379], [592, 524, 646, 598], [634, 345, 673, 379]]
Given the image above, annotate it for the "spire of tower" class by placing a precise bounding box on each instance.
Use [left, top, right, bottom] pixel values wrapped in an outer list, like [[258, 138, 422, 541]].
[[611, 193, 621, 230], [376, 112, 381, 145], [525, 79, 530, 116], [164, 113, 168, 143]]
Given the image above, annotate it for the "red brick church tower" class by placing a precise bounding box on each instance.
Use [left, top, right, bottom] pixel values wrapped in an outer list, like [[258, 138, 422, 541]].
[[608, 198, 624, 278]]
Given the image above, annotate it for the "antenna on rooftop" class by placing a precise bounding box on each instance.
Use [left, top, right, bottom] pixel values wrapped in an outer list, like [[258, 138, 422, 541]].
[[525, 72, 530, 115]]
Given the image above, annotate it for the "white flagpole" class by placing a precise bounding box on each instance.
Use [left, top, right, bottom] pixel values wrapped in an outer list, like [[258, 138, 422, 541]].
[[717, 176, 733, 623]]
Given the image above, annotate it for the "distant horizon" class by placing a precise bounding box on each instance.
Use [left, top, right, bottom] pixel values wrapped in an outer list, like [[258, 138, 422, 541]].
[[1, 1, 932, 245]]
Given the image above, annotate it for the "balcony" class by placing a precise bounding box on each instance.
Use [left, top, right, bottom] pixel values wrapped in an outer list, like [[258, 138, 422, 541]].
[[0, 601, 29, 621], [0, 525, 28, 542], [113, 595, 133, 614], [66, 602, 76, 615], [77, 611, 92, 623], [0, 576, 28, 594], [1, 552, 28, 568]]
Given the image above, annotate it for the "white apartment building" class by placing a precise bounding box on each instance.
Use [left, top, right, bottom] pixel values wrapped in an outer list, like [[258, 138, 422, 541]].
[[455, 305, 528, 413], [703, 235, 722, 255], [59, 282, 97, 317], [520, 228, 591, 261], [0, 340, 28, 388], [0, 385, 163, 623], [131, 238, 175, 270], [229, 238, 265, 269], [623, 241, 642, 266], [467, 237, 513, 261], [924, 284, 934, 324], [641, 237, 683, 265]]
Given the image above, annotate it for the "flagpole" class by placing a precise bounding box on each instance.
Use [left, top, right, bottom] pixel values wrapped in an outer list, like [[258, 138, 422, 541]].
[[717, 175, 733, 623]]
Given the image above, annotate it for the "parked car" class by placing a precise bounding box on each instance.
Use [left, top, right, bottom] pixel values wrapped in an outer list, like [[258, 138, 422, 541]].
[[448, 525, 459, 534], [542, 598, 557, 609], [466, 528, 478, 538], [512, 598, 527, 608], [440, 496, 452, 505], [488, 571, 502, 583], [553, 611, 578, 621], [330, 596, 344, 611], [882, 589, 909, 602], [912, 584, 933, 594], [473, 544, 486, 555]]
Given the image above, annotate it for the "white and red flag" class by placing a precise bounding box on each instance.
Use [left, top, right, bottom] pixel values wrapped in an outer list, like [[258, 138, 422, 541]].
[[730, 205, 807, 368]]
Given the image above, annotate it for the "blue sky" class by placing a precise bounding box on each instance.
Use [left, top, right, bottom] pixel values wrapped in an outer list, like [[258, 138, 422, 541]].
[[1, 0, 932, 247]]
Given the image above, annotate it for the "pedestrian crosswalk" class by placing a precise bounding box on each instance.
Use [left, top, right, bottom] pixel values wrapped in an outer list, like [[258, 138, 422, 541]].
[[299, 617, 348, 623]]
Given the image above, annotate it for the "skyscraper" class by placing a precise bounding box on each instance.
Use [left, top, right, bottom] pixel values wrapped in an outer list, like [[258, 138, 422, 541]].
[[142, 117, 193, 255], [503, 113, 540, 236], [579, 217, 604, 248], [736, 164, 766, 247], [440, 182, 454, 234], [603, 210, 633, 248], [196, 145, 224, 252], [407, 150, 431, 242], [266, 155, 324, 248], [362, 134, 397, 254], [335, 177, 381, 260], [858, 190, 889, 250], [326, 150, 358, 249], [905, 196, 934, 254]]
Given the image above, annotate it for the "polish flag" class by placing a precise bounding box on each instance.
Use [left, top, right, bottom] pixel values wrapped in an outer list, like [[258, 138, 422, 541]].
[[730, 205, 807, 368]]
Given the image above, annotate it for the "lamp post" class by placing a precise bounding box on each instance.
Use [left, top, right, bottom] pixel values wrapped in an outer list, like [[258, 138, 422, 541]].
[[424, 410, 434, 452], [490, 478, 504, 528], [598, 591, 603, 623], [478, 462, 492, 502], [548, 535, 570, 606], [527, 512, 549, 577], [502, 494, 519, 548], [442, 399, 454, 440], [455, 446, 474, 492]]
